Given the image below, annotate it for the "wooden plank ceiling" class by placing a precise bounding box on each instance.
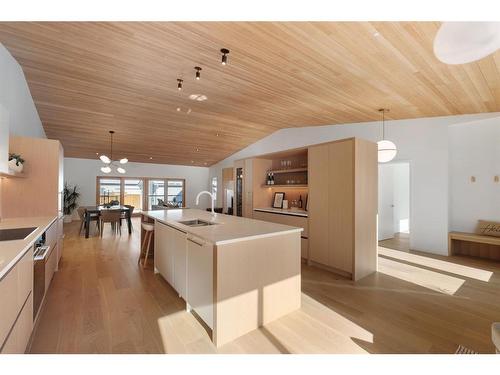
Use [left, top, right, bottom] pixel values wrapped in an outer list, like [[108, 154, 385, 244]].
[[0, 22, 499, 166]]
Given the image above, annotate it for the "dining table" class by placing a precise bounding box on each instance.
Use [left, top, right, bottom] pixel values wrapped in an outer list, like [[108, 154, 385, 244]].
[[84, 205, 133, 238]]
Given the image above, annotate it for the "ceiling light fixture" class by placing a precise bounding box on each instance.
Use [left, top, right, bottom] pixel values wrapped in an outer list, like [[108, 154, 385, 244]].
[[433, 22, 500, 64], [194, 66, 202, 80], [177, 78, 183, 90], [220, 48, 230, 65], [98, 131, 127, 174], [188, 94, 208, 101], [377, 109, 397, 163]]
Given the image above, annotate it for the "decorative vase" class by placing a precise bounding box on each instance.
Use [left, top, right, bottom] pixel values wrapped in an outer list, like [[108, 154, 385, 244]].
[[8, 159, 23, 173]]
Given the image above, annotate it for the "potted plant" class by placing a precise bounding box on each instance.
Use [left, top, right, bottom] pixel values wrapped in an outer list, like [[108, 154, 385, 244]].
[[8, 153, 25, 173], [63, 183, 80, 223]]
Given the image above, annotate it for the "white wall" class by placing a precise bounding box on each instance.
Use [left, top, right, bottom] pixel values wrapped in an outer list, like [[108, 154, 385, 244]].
[[209, 113, 500, 255], [64, 158, 211, 213], [0, 104, 8, 173], [0, 43, 45, 139], [392, 163, 410, 234], [449, 116, 500, 232]]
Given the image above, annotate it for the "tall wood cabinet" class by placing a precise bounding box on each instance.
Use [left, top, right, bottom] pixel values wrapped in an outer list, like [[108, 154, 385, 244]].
[[1, 136, 64, 218], [308, 138, 377, 281]]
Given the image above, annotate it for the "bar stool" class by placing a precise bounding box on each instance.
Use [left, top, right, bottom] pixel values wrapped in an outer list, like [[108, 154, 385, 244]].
[[140, 222, 154, 268]]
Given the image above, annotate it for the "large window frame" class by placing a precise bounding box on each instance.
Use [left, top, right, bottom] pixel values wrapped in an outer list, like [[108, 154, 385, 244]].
[[96, 176, 186, 212]]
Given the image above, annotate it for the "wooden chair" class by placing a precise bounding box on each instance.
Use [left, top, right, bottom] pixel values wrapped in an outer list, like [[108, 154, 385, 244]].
[[139, 222, 154, 267], [120, 205, 134, 230], [100, 210, 122, 237], [77, 206, 100, 236]]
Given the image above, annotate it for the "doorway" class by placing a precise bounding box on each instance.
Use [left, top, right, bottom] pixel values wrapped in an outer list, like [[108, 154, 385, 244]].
[[378, 162, 410, 252]]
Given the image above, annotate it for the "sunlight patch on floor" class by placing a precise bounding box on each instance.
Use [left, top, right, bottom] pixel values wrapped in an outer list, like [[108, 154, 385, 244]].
[[378, 256, 465, 295], [156, 293, 373, 354], [379, 246, 493, 282]]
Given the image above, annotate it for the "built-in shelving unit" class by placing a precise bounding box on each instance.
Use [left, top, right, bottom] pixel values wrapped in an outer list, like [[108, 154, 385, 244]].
[[261, 184, 308, 188], [0, 171, 26, 178], [267, 167, 308, 174]]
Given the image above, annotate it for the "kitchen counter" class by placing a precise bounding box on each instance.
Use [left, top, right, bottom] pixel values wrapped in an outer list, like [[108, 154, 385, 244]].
[[254, 207, 308, 217], [0, 215, 58, 280], [142, 208, 303, 245]]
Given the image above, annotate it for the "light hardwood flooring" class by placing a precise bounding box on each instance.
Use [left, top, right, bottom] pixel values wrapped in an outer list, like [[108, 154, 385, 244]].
[[29, 218, 500, 354], [379, 232, 410, 252]]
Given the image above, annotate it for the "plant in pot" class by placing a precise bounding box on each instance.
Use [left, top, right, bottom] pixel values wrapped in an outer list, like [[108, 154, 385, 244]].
[[63, 183, 80, 223], [8, 153, 25, 173]]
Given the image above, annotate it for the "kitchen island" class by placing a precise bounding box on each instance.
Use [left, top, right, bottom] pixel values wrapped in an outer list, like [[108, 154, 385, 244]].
[[142, 209, 302, 347]]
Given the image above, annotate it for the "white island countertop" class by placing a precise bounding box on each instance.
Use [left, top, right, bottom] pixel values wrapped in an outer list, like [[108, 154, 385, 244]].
[[142, 209, 303, 245], [0, 215, 59, 280]]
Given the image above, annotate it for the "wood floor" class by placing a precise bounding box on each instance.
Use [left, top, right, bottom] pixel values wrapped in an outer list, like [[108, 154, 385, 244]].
[[378, 232, 410, 252], [29, 218, 500, 354]]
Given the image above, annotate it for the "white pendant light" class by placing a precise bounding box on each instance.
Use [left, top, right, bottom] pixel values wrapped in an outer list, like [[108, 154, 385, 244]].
[[98, 131, 128, 174], [377, 108, 397, 163], [99, 155, 111, 164], [434, 22, 500, 65]]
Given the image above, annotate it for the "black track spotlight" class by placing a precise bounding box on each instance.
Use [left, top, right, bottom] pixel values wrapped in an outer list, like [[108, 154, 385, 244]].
[[194, 66, 202, 80], [177, 78, 183, 90], [220, 48, 230, 65]]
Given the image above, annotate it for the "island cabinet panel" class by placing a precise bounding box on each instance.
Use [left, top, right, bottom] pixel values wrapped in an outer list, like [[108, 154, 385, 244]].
[[214, 232, 301, 347], [0, 264, 18, 347], [154, 221, 187, 297], [187, 236, 214, 329], [154, 221, 174, 285], [308, 144, 330, 266], [1, 294, 33, 354], [172, 227, 187, 299]]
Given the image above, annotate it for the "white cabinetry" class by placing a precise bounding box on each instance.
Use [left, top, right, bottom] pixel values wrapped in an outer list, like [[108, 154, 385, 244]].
[[0, 248, 33, 353], [154, 221, 187, 297], [187, 235, 213, 329]]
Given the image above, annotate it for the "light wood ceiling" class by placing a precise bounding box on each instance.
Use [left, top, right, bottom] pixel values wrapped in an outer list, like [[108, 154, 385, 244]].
[[0, 22, 499, 166]]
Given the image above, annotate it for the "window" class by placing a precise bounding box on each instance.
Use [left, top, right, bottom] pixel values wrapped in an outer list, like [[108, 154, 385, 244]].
[[99, 178, 121, 205], [148, 179, 165, 209], [211, 176, 218, 201], [123, 179, 144, 212], [97, 176, 186, 211], [167, 179, 184, 206]]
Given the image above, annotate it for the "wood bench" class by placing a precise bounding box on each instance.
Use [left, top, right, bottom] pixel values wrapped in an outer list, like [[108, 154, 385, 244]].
[[449, 231, 500, 261]]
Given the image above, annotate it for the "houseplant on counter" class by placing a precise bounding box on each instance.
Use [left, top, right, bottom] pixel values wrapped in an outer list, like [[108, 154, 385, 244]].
[[63, 183, 80, 223], [8, 153, 25, 173]]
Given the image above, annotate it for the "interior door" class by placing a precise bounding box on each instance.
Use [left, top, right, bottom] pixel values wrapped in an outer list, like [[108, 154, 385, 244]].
[[378, 164, 395, 241]]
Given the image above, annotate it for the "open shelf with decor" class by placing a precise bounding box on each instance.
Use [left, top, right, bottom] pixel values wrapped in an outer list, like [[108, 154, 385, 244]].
[[0, 170, 27, 178]]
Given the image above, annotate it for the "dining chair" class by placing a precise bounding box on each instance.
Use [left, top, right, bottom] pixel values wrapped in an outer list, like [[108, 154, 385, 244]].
[[100, 210, 122, 237], [77, 206, 100, 236], [120, 205, 134, 230]]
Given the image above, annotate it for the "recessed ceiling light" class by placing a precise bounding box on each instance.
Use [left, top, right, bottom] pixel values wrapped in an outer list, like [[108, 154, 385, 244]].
[[216, 133, 220, 137], [191, 160, 194, 163], [177, 78, 183, 90], [373, 31, 380, 37], [195, 147, 199, 152], [189, 94, 208, 101], [220, 48, 230, 65], [150, 157, 153, 160], [187, 108, 192, 114], [194, 66, 202, 80], [176, 107, 181, 112]]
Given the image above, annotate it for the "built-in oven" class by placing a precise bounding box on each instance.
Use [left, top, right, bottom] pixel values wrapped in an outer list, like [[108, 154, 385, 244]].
[[33, 233, 49, 320]]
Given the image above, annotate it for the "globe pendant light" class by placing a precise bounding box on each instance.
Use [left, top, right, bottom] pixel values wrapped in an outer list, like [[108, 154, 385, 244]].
[[434, 22, 500, 65], [377, 108, 397, 163], [99, 131, 127, 174]]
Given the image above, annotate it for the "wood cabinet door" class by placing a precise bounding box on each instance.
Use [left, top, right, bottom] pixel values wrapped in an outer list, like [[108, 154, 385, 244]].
[[1, 294, 33, 354], [308, 144, 329, 265], [154, 222, 170, 282], [0, 265, 18, 347], [187, 236, 214, 329], [172, 228, 187, 298], [328, 140, 354, 273]]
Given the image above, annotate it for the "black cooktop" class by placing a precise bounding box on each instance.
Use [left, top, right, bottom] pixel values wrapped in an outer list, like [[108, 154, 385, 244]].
[[0, 227, 37, 242]]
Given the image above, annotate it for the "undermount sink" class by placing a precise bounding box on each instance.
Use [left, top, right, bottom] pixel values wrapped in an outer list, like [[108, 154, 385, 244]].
[[178, 219, 217, 227]]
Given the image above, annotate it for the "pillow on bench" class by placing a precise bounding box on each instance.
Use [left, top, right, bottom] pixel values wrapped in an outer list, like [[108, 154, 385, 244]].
[[476, 220, 500, 237]]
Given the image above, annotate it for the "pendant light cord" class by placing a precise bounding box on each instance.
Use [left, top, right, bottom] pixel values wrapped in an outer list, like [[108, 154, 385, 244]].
[[382, 109, 385, 140]]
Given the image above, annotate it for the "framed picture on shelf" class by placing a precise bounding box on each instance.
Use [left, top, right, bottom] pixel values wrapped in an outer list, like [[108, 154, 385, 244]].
[[272, 192, 285, 208]]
